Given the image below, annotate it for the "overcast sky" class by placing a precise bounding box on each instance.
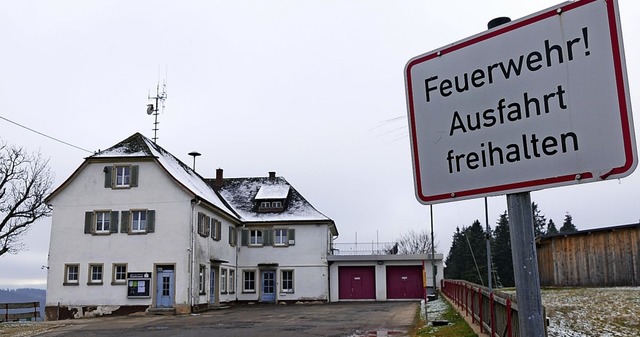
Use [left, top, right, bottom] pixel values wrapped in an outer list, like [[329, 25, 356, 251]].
[[1, 0, 639, 289]]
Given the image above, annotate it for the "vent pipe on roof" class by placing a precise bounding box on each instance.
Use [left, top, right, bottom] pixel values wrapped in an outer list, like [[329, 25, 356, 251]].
[[188, 151, 201, 171], [269, 171, 276, 180]]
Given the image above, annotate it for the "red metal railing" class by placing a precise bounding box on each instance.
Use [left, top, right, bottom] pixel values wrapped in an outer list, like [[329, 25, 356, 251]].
[[441, 279, 547, 337]]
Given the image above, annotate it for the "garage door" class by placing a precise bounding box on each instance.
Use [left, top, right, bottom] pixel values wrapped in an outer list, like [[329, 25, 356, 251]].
[[386, 266, 424, 299], [338, 266, 375, 300]]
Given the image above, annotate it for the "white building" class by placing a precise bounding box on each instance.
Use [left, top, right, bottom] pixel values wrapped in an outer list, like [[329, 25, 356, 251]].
[[44, 133, 338, 319]]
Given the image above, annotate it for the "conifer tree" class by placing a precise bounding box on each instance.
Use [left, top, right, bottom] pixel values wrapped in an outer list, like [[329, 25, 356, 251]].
[[559, 213, 578, 233], [546, 219, 558, 235], [532, 202, 547, 237], [492, 211, 514, 287]]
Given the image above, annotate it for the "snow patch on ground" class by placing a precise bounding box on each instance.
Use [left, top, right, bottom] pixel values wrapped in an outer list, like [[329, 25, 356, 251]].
[[542, 287, 640, 337]]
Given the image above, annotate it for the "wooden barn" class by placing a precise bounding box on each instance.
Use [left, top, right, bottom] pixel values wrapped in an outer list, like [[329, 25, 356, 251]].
[[536, 223, 640, 287]]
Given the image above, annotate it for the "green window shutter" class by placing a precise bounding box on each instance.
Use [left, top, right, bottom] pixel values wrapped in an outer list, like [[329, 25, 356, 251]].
[[104, 166, 113, 188], [228, 226, 233, 245], [121, 211, 130, 233], [216, 221, 222, 240], [264, 229, 273, 246], [241, 229, 248, 246], [110, 211, 119, 233], [84, 212, 93, 234], [147, 210, 155, 233], [288, 229, 295, 245], [130, 165, 139, 187]]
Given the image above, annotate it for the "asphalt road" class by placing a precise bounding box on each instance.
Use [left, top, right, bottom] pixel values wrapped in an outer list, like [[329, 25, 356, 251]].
[[35, 301, 418, 337]]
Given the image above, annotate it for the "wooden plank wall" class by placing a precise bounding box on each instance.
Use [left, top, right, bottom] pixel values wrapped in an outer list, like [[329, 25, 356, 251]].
[[537, 226, 640, 287]]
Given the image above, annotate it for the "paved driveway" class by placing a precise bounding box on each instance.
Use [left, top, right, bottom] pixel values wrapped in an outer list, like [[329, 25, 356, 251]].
[[36, 301, 418, 337]]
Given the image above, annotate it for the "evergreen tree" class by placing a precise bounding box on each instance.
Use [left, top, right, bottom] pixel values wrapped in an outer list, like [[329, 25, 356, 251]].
[[492, 211, 514, 287], [532, 202, 547, 237], [560, 213, 578, 233], [444, 227, 465, 279], [444, 221, 489, 285], [546, 219, 558, 235], [463, 220, 489, 285]]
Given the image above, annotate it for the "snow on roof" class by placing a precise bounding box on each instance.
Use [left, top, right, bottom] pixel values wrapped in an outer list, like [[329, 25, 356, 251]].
[[88, 133, 333, 225], [140, 137, 236, 217], [90, 133, 236, 218], [91, 134, 153, 158], [255, 185, 290, 200], [217, 177, 332, 223]]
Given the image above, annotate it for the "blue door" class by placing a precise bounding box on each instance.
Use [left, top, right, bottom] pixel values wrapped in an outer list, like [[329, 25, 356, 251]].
[[156, 267, 175, 308], [210, 269, 216, 304], [261, 271, 276, 303]]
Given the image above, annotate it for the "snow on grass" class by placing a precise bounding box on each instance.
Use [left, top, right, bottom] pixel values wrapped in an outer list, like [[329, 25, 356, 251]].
[[542, 287, 640, 337]]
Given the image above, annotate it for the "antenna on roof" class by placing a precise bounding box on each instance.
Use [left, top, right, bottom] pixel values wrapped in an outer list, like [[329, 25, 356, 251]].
[[147, 72, 168, 144]]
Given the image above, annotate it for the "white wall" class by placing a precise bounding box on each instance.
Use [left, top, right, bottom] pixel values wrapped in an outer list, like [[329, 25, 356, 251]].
[[47, 161, 195, 309]]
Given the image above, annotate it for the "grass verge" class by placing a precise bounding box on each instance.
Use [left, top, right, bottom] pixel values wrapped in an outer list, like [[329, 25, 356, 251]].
[[411, 298, 478, 337]]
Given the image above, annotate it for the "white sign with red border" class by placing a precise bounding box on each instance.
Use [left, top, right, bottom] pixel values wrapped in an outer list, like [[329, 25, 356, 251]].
[[405, 0, 636, 205]]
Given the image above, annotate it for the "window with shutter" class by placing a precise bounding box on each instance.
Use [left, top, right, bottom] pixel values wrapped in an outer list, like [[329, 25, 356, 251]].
[[288, 228, 295, 245]]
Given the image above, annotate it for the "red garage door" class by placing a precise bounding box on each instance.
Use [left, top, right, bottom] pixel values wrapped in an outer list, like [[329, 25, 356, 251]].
[[338, 266, 376, 300], [386, 265, 424, 299]]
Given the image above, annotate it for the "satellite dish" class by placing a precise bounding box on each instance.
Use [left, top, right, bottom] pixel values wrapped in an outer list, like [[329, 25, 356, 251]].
[[146, 104, 154, 115]]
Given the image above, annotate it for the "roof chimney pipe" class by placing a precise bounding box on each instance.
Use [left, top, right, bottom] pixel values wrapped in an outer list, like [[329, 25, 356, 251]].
[[268, 171, 276, 180], [215, 168, 224, 188]]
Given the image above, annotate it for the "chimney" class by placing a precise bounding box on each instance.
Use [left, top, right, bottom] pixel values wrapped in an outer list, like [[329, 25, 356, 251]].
[[215, 168, 224, 188], [268, 171, 276, 180]]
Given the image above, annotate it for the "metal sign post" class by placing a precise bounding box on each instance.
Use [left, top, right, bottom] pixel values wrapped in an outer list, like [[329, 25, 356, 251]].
[[507, 192, 545, 336]]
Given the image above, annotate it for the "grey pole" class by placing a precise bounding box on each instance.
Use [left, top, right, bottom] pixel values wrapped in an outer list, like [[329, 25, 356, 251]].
[[488, 17, 545, 336], [507, 192, 545, 336], [485, 197, 492, 291], [430, 204, 436, 298]]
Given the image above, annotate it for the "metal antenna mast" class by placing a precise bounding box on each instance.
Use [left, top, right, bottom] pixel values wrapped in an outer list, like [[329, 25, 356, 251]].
[[147, 79, 168, 144]]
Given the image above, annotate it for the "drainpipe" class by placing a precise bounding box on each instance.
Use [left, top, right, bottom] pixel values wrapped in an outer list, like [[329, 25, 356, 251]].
[[190, 198, 201, 310]]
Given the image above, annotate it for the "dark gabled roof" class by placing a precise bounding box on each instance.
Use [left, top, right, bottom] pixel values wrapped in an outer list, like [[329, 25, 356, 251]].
[[90, 133, 155, 158], [48, 133, 237, 218], [210, 176, 335, 227], [48, 133, 337, 235]]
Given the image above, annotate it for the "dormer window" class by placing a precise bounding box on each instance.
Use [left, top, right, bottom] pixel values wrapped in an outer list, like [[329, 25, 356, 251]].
[[255, 185, 289, 213]]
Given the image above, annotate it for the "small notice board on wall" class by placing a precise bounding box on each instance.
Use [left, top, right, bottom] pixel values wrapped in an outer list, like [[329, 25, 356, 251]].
[[127, 272, 151, 298]]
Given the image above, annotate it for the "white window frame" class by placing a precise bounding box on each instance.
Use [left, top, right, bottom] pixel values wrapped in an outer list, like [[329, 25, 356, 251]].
[[274, 228, 288, 246], [64, 264, 79, 285], [249, 230, 263, 246], [243, 270, 256, 293], [272, 201, 282, 208], [115, 165, 131, 187], [281, 270, 294, 293], [112, 263, 127, 284], [198, 265, 206, 295], [228, 270, 235, 293], [221, 269, 227, 294], [95, 211, 111, 233], [131, 210, 147, 233], [260, 201, 271, 208], [89, 263, 103, 285]]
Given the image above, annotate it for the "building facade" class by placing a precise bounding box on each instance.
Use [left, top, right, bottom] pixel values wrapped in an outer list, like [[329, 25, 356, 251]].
[[44, 133, 337, 320]]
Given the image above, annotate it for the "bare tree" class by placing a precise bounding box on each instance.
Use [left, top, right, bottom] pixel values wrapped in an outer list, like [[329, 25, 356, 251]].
[[386, 229, 437, 255], [0, 141, 53, 256]]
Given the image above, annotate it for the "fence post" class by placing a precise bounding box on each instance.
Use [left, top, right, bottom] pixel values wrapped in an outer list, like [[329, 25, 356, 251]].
[[33, 302, 38, 321], [506, 298, 513, 337], [479, 288, 483, 333], [490, 292, 496, 337]]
